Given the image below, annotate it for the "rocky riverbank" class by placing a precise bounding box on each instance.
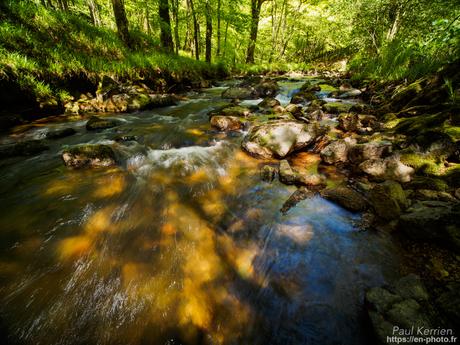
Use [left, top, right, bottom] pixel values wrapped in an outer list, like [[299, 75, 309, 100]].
[[205, 68, 460, 342]]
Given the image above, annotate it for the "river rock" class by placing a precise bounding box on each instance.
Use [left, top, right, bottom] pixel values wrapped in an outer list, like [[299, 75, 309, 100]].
[[45, 127, 76, 139], [210, 116, 244, 131], [0, 140, 49, 159], [366, 275, 433, 345], [322, 102, 352, 114], [369, 180, 408, 221], [62, 144, 116, 168], [320, 138, 356, 164], [261, 165, 277, 182], [241, 120, 325, 159], [320, 186, 368, 212], [338, 88, 362, 99], [219, 105, 252, 117], [259, 97, 281, 109], [86, 116, 121, 131], [338, 113, 360, 132], [359, 156, 414, 183], [413, 189, 458, 203], [279, 160, 325, 186], [285, 104, 303, 117], [222, 86, 255, 100], [290, 91, 317, 104], [254, 79, 279, 97], [348, 141, 392, 164]]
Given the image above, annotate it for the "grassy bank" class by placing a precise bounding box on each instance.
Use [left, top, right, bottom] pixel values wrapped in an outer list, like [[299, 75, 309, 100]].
[[0, 2, 227, 115]]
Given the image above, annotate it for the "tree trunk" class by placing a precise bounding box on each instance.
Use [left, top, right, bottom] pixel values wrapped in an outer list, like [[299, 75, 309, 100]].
[[205, 0, 212, 63], [189, 0, 200, 60], [216, 0, 221, 57], [87, 0, 101, 27], [246, 0, 265, 64], [171, 0, 180, 54], [111, 0, 132, 48], [159, 0, 174, 52]]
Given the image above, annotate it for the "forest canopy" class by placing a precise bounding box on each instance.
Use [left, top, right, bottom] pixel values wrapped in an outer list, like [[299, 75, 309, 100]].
[[0, 0, 459, 109]]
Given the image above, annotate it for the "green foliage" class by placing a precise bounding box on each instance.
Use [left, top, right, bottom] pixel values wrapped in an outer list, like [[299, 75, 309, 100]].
[[0, 1, 225, 106]]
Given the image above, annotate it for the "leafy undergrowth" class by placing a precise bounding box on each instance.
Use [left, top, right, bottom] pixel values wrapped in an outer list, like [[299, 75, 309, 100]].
[[0, 2, 227, 112]]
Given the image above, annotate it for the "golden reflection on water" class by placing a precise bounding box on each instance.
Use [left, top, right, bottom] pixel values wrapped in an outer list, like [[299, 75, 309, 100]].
[[0, 136, 320, 344]]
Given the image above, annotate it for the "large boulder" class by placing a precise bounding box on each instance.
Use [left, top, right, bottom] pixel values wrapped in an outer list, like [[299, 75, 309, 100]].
[[241, 120, 325, 159], [321, 186, 368, 212], [359, 156, 415, 183], [86, 116, 121, 131], [320, 138, 356, 165], [127, 93, 178, 111], [0, 140, 49, 159], [210, 116, 244, 131], [62, 144, 117, 168], [369, 180, 408, 221]]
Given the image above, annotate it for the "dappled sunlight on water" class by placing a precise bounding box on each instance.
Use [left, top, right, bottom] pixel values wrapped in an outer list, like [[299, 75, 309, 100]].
[[0, 84, 402, 345]]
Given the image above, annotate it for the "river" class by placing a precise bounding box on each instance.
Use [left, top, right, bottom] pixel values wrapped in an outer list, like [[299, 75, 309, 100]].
[[0, 79, 402, 345]]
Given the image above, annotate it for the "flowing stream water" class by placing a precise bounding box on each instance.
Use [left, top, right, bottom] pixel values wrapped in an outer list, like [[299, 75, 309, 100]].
[[0, 80, 402, 345]]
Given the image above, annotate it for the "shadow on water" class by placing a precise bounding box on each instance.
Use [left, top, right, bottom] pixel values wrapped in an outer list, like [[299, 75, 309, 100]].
[[0, 84, 401, 345]]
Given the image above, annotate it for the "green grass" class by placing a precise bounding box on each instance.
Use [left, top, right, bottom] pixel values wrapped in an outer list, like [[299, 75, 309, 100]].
[[0, 2, 227, 108]]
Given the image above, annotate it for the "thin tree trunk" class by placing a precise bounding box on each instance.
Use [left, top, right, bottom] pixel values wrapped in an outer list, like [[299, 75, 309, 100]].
[[216, 0, 221, 57], [171, 0, 180, 54], [246, 0, 265, 64], [189, 0, 200, 60], [205, 0, 212, 63], [87, 0, 101, 27], [223, 20, 228, 58], [159, 0, 174, 52], [111, 0, 132, 48], [144, 1, 151, 35]]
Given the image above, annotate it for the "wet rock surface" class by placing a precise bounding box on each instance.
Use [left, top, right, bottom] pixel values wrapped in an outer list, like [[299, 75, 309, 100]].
[[62, 144, 116, 168]]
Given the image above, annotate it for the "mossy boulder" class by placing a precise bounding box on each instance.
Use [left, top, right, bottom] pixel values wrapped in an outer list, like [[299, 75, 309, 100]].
[[222, 87, 256, 100], [219, 106, 252, 117], [254, 79, 280, 97], [321, 186, 368, 212], [322, 102, 352, 114], [279, 160, 326, 186], [407, 176, 449, 191], [86, 116, 121, 131], [369, 180, 408, 221], [259, 97, 281, 109], [62, 144, 116, 168], [399, 152, 445, 176], [366, 275, 432, 345], [290, 91, 317, 104]]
